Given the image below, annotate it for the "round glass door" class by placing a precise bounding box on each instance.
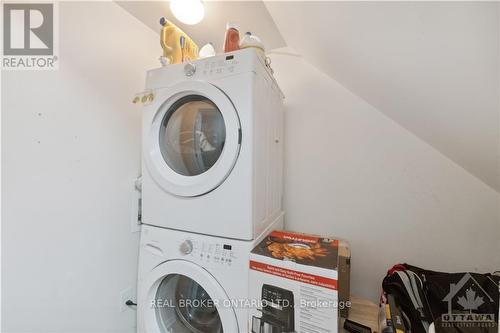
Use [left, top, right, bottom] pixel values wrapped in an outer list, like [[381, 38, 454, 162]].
[[144, 81, 241, 197], [159, 95, 226, 177], [155, 274, 223, 333]]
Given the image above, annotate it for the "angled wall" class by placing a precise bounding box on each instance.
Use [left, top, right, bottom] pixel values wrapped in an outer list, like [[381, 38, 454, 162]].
[[270, 50, 500, 301], [2, 2, 158, 331], [266, 1, 499, 191]]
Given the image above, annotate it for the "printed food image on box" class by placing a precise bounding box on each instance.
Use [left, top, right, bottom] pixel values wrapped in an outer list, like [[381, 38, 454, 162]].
[[248, 230, 351, 333], [252, 230, 340, 269]]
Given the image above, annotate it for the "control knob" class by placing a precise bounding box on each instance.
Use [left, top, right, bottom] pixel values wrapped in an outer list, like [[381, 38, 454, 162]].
[[179, 240, 193, 255], [184, 62, 196, 76]]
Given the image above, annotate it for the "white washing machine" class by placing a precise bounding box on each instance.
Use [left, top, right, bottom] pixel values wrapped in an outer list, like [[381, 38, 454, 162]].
[[141, 49, 284, 241], [137, 215, 284, 333]]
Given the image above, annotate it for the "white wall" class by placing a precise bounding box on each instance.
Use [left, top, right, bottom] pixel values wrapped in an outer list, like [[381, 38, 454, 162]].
[[2, 2, 158, 332], [270, 50, 500, 301], [266, 2, 500, 191]]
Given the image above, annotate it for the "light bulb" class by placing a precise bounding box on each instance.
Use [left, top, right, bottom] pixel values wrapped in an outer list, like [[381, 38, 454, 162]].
[[170, 0, 205, 25]]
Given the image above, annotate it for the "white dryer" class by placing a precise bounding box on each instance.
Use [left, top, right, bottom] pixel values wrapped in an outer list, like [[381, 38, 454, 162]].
[[137, 217, 284, 333], [141, 49, 284, 240]]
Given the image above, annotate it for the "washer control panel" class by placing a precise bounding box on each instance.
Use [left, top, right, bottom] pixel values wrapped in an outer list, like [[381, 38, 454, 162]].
[[180, 239, 236, 266]]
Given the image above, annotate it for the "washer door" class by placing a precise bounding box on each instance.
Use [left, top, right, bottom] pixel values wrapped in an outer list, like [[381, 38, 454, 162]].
[[144, 81, 241, 197], [144, 260, 239, 333]]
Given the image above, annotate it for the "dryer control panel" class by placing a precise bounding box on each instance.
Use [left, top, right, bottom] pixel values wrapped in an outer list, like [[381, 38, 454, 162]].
[[179, 239, 237, 266], [145, 48, 274, 91]]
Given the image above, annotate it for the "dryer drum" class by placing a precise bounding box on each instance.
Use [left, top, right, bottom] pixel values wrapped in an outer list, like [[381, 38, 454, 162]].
[[159, 95, 226, 177]]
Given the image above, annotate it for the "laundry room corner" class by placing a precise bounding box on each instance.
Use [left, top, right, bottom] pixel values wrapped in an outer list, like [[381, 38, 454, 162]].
[[267, 49, 500, 301], [2, 2, 158, 332], [2, 1, 499, 333]]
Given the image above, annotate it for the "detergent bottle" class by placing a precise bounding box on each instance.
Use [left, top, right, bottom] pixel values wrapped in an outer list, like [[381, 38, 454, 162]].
[[199, 42, 216, 58], [159, 17, 199, 65], [223, 23, 240, 53], [239, 32, 265, 58]]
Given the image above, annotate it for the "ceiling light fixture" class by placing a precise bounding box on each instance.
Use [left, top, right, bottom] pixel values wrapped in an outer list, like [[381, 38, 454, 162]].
[[169, 0, 205, 25]]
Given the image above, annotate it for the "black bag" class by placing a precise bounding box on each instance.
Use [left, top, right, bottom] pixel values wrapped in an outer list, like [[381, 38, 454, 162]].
[[382, 264, 499, 333]]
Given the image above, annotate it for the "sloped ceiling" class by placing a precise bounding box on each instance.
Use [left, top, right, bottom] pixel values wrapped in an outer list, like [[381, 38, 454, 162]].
[[264, 1, 499, 191], [116, 1, 285, 53]]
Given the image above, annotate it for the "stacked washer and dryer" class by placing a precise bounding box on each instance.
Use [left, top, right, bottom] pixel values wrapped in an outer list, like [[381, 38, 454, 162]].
[[137, 48, 285, 333]]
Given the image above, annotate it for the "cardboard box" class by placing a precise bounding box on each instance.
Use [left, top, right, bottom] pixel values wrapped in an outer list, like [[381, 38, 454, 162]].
[[248, 230, 351, 333]]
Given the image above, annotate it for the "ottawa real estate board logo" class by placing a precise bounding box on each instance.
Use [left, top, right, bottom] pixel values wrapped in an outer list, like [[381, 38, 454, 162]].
[[2, 2, 59, 70], [440, 273, 498, 330]]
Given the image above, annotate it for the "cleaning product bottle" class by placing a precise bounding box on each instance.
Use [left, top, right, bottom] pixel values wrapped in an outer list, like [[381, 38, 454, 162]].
[[159, 17, 199, 65], [239, 32, 265, 57], [223, 23, 240, 53], [199, 42, 216, 58]]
